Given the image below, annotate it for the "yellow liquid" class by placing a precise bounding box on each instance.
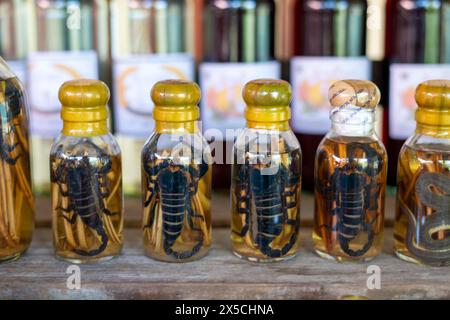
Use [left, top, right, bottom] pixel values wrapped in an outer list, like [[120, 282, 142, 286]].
[[394, 143, 450, 266], [142, 161, 212, 263], [51, 152, 123, 263], [313, 136, 387, 262], [0, 77, 35, 263], [231, 149, 302, 262]]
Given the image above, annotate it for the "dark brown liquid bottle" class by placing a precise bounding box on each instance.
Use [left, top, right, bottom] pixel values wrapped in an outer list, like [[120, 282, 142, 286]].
[[385, 0, 450, 184], [290, 0, 368, 190], [200, 0, 278, 189]]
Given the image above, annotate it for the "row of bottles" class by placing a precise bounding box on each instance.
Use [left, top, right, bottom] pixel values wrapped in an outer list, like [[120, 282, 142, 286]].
[[1, 56, 448, 265], [0, 1, 449, 192]]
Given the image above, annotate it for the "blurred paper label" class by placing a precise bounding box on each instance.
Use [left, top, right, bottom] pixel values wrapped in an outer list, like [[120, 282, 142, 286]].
[[199, 61, 280, 139], [389, 63, 450, 140], [113, 54, 194, 137], [290, 56, 371, 134], [6, 60, 27, 85], [28, 51, 98, 137]]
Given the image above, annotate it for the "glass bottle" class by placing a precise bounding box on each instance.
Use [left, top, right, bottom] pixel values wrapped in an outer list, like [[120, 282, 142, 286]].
[[142, 80, 212, 262], [394, 80, 450, 267], [110, 0, 195, 195], [386, 0, 450, 184], [0, 57, 34, 263], [29, 0, 110, 194], [313, 80, 387, 262], [201, 0, 279, 189], [50, 79, 123, 263], [290, 0, 369, 191], [231, 79, 302, 262]]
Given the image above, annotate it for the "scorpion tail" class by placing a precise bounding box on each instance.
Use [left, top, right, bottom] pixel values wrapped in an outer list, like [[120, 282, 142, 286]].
[[74, 227, 109, 257], [340, 223, 374, 257], [164, 238, 204, 260], [258, 222, 300, 258]]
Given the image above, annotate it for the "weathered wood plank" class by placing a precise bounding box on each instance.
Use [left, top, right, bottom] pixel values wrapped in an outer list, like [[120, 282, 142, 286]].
[[35, 191, 397, 227], [0, 226, 448, 300]]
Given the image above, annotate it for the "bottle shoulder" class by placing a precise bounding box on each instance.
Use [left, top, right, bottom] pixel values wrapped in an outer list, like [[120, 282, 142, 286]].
[[50, 133, 121, 158], [234, 128, 301, 154], [401, 134, 450, 155], [142, 131, 212, 164]]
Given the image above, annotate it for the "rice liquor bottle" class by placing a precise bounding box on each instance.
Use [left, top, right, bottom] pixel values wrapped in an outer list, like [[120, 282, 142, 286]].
[[290, 0, 370, 190], [110, 0, 196, 195], [28, 0, 110, 194], [394, 80, 450, 266], [50, 79, 123, 263], [386, 0, 450, 184], [201, 0, 279, 189], [313, 80, 387, 262], [231, 79, 302, 262], [142, 80, 212, 262], [0, 57, 34, 263]]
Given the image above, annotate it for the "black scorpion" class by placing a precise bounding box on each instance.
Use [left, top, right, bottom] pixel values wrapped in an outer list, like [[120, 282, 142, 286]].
[[143, 154, 209, 260], [319, 143, 383, 257], [233, 163, 301, 258], [1, 79, 23, 165], [403, 172, 450, 263], [52, 140, 116, 256]]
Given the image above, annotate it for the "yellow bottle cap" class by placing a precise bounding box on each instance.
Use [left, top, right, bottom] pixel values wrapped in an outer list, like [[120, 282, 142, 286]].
[[243, 79, 291, 130], [59, 79, 110, 136], [328, 80, 380, 109], [151, 80, 200, 123], [415, 80, 450, 127]]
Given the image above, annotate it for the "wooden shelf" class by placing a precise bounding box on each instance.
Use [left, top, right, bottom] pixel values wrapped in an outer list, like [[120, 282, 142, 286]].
[[2, 193, 448, 300]]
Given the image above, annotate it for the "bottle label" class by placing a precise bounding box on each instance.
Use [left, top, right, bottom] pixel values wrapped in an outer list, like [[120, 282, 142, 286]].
[[290, 56, 371, 134], [6, 60, 27, 85], [199, 61, 281, 140], [112, 54, 194, 137], [389, 63, 450, 140], [27, 51, 98, 138]]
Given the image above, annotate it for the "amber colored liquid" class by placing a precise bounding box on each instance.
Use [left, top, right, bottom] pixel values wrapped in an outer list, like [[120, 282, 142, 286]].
[[142, 162, 212, 263], [0, 77, 34, 263], [51, 154, 123, 263], [231, 149, 302, 262], [394, 144, 450, 266], [313, 136, 387, 262]]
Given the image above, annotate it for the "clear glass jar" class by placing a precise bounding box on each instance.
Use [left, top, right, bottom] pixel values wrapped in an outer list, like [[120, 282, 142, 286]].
[[313, 80, 387, 262], [231, 79, 302, 262], [50, 79, 123, 263], [0, 57, 34, 263], [394, 80, 450, 266], [142, 80, 212, 262]]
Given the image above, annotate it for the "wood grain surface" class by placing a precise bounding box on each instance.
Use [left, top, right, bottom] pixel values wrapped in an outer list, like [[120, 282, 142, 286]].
[[1, 225, 448, 300]]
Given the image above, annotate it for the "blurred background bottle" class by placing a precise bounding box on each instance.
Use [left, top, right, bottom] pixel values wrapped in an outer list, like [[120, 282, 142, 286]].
[[110, 0, 198, 196], [200, 0, 279, 189], [0, 0, 31, 82], [26, 0, 110, 194], [289, 0, 370, 191], [385, 0, 450, 184]]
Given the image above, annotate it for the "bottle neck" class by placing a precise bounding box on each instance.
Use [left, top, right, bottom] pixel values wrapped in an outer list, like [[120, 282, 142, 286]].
[[62, 120, 108, 137], [247, 120, 290, 131], [330, 105, 375, 137], [416, 123, 450, 139], [155, 120, 198, 134]]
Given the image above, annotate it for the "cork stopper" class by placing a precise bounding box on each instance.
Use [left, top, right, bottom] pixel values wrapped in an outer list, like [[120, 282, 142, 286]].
[[151, 80, 200, 122], [59, 79, 109, 122], [328, 80, 380, 110]]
